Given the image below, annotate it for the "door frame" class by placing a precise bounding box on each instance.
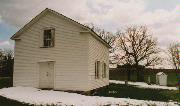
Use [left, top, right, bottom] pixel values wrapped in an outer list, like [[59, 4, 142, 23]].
[[38, 60, 55, 89]]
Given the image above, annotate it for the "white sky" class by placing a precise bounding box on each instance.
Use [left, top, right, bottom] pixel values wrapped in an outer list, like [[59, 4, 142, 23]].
[[0, 0, 179, 68]]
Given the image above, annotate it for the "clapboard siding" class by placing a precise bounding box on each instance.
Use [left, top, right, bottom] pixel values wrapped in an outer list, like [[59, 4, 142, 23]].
[[13, 9, 109, 91], [87, 35, 109, 90], [13, 11, 90, 91]]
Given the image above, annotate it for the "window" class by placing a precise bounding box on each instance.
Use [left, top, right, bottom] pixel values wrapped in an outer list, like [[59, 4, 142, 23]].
[[102, 63, 107, 78], [95, 61, 100, 79], [43, 28, 55, 47]]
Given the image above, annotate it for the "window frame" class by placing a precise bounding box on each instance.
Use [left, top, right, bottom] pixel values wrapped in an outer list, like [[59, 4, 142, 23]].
[[102, 62, 107, 78], [95, 60, 100, 79], [41, 28, 55, 48]]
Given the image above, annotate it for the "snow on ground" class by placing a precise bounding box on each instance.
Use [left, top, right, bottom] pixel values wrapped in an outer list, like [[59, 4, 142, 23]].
[[0, 87, 179, 106], [110, 80, 178, 90]]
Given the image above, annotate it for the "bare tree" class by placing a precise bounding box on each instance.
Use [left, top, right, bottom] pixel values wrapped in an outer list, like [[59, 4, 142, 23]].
[[167, 43, 180, 93], [0, 49, 4, 75], [168, 43, 180, 70], [116, 26, 161, 81], [0, 49, 14, 77], [85, 23, 116, 46]]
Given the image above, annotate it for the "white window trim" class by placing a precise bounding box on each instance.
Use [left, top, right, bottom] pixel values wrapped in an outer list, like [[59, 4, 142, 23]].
[[40, 27, 55, 48]]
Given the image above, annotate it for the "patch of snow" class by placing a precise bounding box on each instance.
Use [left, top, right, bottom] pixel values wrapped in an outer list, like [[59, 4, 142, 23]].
[[0, 87, 179, 106], [110, 80, 178, 90]]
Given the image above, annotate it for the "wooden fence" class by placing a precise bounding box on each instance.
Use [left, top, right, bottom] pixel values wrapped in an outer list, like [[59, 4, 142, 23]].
[[109, 68, 179, 86]]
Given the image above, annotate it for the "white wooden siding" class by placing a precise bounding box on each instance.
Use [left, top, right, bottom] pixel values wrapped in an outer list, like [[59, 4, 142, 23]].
[[87, 34, 109, 90], [13, 11, 89, 91], [13, 10, 109, 91]]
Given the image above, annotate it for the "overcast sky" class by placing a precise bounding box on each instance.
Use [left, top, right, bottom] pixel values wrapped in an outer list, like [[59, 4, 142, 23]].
[[0, 0, 179, 68]]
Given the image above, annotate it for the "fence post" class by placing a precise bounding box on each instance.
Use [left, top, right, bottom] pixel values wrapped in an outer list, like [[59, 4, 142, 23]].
[[125, 80, 128, 86], [147, 76, 151, 85]]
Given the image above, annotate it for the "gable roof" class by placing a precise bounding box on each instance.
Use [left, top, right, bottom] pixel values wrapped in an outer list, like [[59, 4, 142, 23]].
[[11, 8, 111, 48], [156, 72, 167, 76]]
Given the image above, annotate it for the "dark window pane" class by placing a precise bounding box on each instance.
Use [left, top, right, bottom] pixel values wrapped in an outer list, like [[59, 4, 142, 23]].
[[95, 61, 97, 79], [95, 61, 100, 79], [43, 29, 54, 47]]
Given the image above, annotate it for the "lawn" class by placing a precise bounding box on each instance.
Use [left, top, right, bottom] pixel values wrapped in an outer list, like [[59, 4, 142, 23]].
[[93, 83, 180, 102], [0, 77, 13, 89], [0, 96, 32, 106]]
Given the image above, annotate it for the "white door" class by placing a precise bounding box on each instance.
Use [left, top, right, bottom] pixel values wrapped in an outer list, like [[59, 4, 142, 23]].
[[39, 62, 54, 88]]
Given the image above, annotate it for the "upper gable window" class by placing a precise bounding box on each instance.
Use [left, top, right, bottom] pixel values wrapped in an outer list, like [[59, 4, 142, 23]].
[[42, 28, 55, 47]]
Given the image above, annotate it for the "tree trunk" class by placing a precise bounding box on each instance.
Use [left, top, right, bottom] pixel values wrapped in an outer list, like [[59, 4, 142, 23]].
[[136, 69, 140, 81], [140, 70, 145, 82], [127, 69, 131, 81], [136, 66, 144, 82], [135, 64, 140, 82]]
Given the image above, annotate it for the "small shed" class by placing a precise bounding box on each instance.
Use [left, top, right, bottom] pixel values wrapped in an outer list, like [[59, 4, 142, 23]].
[[156, 72, 167, 86]]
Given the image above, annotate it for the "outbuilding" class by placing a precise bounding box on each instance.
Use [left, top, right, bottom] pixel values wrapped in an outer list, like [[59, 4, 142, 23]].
[[156, 72, 167, 86]]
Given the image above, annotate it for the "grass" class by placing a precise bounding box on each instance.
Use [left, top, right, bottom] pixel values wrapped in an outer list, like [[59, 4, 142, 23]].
[[93, 83, 180, 102], [0, 96, 32, 106], [0, 77, 13, 89]]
